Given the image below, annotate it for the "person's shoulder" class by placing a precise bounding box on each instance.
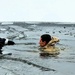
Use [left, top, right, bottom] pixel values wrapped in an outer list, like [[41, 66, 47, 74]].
[[52, 36, 60, 42]]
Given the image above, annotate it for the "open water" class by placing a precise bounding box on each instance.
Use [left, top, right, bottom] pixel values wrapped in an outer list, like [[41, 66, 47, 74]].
[[0, 22, 75, 75]]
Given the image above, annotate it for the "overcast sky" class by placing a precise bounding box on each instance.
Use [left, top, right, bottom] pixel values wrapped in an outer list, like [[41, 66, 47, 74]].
[[0, 0, 75, 22]]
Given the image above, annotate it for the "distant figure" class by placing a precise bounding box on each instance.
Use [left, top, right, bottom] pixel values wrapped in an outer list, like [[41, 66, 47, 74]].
[[39, 34, 60, 56], [0, 38, 15, 54]]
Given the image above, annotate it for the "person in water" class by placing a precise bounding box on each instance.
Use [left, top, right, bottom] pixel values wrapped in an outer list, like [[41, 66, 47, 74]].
[[0, 38, 15, 54], [39, 34, 60, 56]]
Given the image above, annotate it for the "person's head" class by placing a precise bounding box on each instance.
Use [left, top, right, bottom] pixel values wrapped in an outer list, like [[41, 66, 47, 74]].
[[39, 34, 51, 47]]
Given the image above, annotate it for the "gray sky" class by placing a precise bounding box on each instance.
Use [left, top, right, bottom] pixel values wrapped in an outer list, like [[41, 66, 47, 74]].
[[0, 0, 75, 22]]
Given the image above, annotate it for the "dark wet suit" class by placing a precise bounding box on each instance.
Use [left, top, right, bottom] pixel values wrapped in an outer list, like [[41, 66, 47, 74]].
[[0, 38, 15, 54]]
